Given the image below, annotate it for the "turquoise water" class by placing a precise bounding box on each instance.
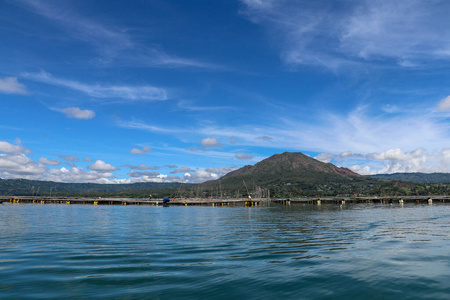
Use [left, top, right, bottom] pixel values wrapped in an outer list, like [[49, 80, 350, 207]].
[[0, 202, 449, 299]]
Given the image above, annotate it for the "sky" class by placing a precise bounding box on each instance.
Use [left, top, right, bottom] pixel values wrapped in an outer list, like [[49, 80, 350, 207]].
[[1, 0, 450, 184]]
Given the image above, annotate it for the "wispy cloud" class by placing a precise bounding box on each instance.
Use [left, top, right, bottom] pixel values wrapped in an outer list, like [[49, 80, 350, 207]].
[[15, 0, 222, 69], [0, 77, 28, 94], [130, 146, 152, 155], [177, 100, 234, 112], [116, 119, 187, 134], [116, 100, 450, 168], [58, 155, 79, 162], [39, 157, 61, 166], [437, 96, 450, 111], [235, 152, 254, 160], [61, 107, 95, 119], [22, 72, 167, 102], [239, 0, 450, 69], [200, 137, 223, 148], [124, 164, 159, 170], [170, 166, 193, 174]]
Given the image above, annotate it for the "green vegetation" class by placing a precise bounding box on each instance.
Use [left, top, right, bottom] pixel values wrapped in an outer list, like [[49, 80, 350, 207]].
[[370, 173, 450, 183], [2, 152, 450, 198], [0, 178, 184, 198]]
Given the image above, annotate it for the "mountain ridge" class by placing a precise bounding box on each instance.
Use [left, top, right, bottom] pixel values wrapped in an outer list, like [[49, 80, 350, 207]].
[[221, 151, 361, 182], [370, 172, 450, 183]]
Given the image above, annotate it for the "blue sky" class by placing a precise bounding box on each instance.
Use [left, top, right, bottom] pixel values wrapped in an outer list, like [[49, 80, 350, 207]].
[[1, 0, 450, 183]]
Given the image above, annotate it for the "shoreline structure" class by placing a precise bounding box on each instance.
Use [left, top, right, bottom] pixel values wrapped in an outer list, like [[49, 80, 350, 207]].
[[1, 195, 447, 206]]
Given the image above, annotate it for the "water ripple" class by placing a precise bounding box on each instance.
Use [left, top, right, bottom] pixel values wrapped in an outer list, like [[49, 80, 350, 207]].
[[0, 203, 449, 299]]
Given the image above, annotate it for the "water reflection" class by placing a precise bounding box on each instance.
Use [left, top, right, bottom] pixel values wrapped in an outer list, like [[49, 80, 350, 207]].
[[0, 203, 449, 299]]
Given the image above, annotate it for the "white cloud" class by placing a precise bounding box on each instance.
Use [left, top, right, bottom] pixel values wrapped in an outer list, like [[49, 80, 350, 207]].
[[257, 135, 273, 141], [15, 1, 219, 69], [240, 0, 450, 69], [205, 166, 237, 177], [128, 170, 160, 178], [46, 167, 115, 183], [334, 148, 450, 175], [118, 103, 450, 162], [170, 166, 193, 174], [61, 107, 95, 119], [0, 154, 47, 178], [340, 1, 450, 62], [130, 146, 152, 154], [314, 152, 334, 163], [58, 155, 79, 162], [437, 96, 450, 111], [201, 137, 222, 148], [186, 147, 208, 152], [22, 72, 167, 102], [0, 140, 30, 154], [87, 160, 119, 171], [116, 119, 183, 134], [124, 164, 158, 170], [235, 152, 254, 160], [164, 165, 178, 169], [39, 157, 61, 166], [0, 77, 28, 94], [182, 169, 219, 183]]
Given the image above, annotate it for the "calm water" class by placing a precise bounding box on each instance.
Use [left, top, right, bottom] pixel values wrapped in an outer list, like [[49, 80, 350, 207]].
[[0, 202, 449, 299]]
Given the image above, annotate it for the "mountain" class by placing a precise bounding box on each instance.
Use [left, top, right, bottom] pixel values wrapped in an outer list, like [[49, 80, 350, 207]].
[[199, 152, 370, 197], [222, 152, 361, 181], [370, 172, 450, 183]]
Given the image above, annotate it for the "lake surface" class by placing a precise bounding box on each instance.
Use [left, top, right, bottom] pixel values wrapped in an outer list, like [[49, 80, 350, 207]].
[[1, 202, 449, 299]]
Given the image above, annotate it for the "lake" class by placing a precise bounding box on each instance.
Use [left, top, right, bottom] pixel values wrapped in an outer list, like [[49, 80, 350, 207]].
[[0, 202, 449, 299]]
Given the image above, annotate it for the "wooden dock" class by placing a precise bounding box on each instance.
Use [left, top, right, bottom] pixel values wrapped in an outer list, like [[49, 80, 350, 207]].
[[0, 196, 261, 207], [271, 195, 449, 205], [1, 195, 448, 206]]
